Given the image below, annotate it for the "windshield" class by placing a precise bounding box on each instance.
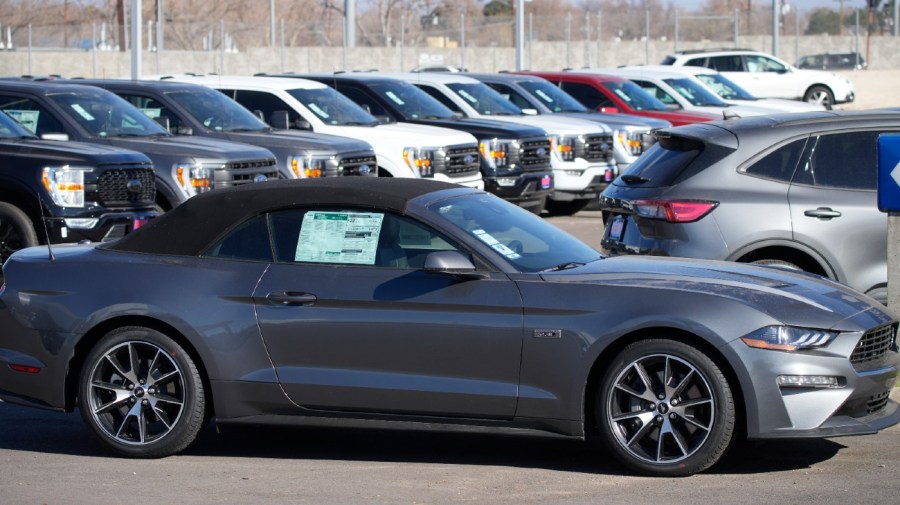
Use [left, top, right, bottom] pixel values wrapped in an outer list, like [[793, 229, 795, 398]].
[[286, 87, 379, 126], [0, 110, 35, 138], [446, 82, 524, 116], [519, 80, 588, 113], [166, 88, 269, 132], [48, 88, 169, 138], [663, 77, 728, 107], [370, 81, 454, 120], [426, 193, 601, 272], [601, 80, 668, 111], [694, 73, 756, 100]]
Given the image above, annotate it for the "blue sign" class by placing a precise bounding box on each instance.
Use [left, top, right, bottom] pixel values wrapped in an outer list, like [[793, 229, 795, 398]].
[[877, 134, 900, 212]]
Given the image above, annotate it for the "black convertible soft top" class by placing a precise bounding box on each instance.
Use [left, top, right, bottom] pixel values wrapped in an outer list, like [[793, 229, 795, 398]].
[[108, 178, 464, 256]]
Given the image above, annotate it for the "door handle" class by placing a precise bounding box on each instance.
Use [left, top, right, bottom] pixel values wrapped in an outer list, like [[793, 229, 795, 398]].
[[803, 207, 842, 220], [266, 291, 317, 306]]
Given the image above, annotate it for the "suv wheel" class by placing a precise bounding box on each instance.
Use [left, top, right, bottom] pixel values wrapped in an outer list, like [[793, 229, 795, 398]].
[[804, 85, 834, 109]]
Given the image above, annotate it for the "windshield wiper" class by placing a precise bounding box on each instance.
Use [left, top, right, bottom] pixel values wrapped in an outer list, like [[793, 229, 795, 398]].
[[541, 262, 586, 272]]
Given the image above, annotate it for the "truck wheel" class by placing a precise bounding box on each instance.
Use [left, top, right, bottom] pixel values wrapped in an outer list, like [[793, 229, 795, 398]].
[[0, 202, 38, 264]]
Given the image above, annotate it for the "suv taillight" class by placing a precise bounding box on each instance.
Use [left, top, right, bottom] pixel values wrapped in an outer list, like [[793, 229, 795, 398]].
[[633, 199, 718, 223]]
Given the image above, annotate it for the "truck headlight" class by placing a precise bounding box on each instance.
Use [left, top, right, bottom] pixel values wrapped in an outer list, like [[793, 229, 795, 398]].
[[42, 165, 93, 208], [174, 161, 213, 196], [403, 147, 436, 177], [551, 135, 575, 162], [616, 130, 645, 156], [740, 326, 838, 352], [479, 138, 512, 169], [290, 154, 325, 178]]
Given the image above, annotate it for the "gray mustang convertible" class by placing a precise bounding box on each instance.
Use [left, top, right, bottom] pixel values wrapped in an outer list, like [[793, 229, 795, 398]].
[[0, 178, 897, 476]]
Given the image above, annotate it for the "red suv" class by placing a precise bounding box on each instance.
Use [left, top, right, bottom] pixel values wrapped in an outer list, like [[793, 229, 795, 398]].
[[518, 71, 719, 127]]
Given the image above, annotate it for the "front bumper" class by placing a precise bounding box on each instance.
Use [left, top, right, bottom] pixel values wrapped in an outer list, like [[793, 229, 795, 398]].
[[44, 209, 157, 244], [484, 171, 553, 206], [433, 172, 484, 190]]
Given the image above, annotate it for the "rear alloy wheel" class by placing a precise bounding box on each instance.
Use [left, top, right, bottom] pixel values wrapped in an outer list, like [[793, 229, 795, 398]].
[[804, 85, 835, 110], [0, 202, 38, 265], [78, 327, 206, 458], [545, 198, 592, 216], [597, 339, 735, 476]]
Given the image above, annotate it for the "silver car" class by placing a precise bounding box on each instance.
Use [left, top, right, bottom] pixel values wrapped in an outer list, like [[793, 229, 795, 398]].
[[601, 110, 895, 303]]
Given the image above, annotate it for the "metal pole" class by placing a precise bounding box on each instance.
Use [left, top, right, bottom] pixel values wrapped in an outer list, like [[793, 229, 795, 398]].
[[675, 9, 679, 53], [92, 23, 97, 78], [856, 9, 860, 57], [460, 12, 465, 70], [147, 20, 152, 50], [156, 0, 163, 52], [772, 0, 779, 58], [565, 13, 571, 69], [895, 0, 899, 37], [596, 12, 601, 68], [345, 0, 355, 48], [584, 12, 591, 68], [645, 8, 650, 65], [528, 12, 533, 70], [515, 0, 525, 71], [130, 0, 141, 79]]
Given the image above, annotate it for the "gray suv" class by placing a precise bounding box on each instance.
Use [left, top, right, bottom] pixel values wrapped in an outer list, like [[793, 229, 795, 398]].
[[600, 110, 897, 304]]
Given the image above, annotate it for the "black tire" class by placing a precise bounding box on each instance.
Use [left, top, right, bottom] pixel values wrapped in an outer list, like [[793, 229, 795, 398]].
[[78, 326, 206, 458], [0, 202, 38, 264], [545, 198, 592, 216], [750, 258, 802, 272], [596, 339, 735, 477], [804, 85, 835, 110]]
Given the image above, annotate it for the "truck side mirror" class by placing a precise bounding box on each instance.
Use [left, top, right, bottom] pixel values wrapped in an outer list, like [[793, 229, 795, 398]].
[[153, 115, 171, 132], [269, 110, 290, 130]]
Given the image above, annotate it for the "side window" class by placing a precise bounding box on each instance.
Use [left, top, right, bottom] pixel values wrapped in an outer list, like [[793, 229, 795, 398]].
[[269, 208, 463, 269], [484, 83, 531, 110], [684, 57, 709, 68], [707, 56, 742, 72], [632, 80, 675, 105], [415, 85, 463, 113], [559, 82, 612, 109], [744, 137, 807, 182], [118, 93, 183, 131], [204, 215, 273, 261], [338, 86, 387, 117], [0, 95, 65, 135], [795, 131, 878, 190], [233, 90, 302, 127]]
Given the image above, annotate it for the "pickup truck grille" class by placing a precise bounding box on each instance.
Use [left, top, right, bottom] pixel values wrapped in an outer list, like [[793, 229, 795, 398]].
[[436, 144, 480, 177], [213, 158, 280, 188], [851, 323, 897, 371], [94, 163, 156, 207], [576, 134, 615, 162], [333, 154, 377, 177], [515, 137, 552, 172]]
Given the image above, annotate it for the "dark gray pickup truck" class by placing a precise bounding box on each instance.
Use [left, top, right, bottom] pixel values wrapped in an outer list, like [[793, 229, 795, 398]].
[[0, 81, 278, 210]]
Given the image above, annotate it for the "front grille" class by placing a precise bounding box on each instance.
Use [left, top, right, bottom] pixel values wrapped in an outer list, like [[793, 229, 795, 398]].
[[577, 134, 615, 162], [851, 323, 897, 370], [436, 144, 480, 176], [335, 154, 377, 177], [867, 391, 890, 415], [214, 158, 280, 188], [515, 137, 552, 172], [94, 164, 156, 206]]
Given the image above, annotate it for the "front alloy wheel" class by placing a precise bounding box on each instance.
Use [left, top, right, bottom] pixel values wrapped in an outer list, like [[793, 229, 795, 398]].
[[597, 339, 735, 476], [78, 327, 206, 457]]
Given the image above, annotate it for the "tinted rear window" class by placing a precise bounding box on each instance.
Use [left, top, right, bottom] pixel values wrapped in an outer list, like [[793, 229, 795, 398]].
[[615, 136, 703, 187]]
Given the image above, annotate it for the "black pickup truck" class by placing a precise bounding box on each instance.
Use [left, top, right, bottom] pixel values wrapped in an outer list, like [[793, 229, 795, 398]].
[[275, 73, 554, 213], [71, 79, 378, 179], [0, 109, 155, 263], [0, 81, 278, 211]]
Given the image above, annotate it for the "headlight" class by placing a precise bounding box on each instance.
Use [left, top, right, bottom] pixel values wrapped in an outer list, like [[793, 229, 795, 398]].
[[42, 165, 93, 208], [174, 161, 213, 197], [616, 130, 645, 156], [479, 138, 512, 169], [740, 326, 838, 352], [551, 135, 575, 162], [403, 147, 436, 177], [289, 154, 326, 178]]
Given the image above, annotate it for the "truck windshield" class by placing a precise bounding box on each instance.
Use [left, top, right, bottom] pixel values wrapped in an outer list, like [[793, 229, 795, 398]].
[[518, 80, 588, 113], [663, 77, 728, 107], [694, 73, 756, 101], [167, 88, 269, 132], [602, 81, 668, 111], [446, 83, 524, 116], [370, 81, 454, 120], [48, 88, 169, 138], [287, 87, 380, 126], [0, 110, 36, 138]]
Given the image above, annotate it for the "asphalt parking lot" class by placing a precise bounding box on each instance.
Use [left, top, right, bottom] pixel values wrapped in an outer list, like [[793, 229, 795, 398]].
[[2, 212, 899, 505]]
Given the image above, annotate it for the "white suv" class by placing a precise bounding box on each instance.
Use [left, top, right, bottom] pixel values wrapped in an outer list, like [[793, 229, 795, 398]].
[[661, 49, 855, 109], [155, 75, 484, 189]]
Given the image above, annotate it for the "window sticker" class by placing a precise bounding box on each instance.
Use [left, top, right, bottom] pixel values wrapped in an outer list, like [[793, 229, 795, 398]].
[[534, 89, 553, 103], [307, 103, 330, 119], [140, 108, 162, 119], [71, 103, 95, 121], [4, 110, 39, 133], [472, 229, 520, 259], [295, 211, 384, 265], [458, 90, 478, 104], [385, 91, 405, 105], [612, 89, 632, 103]]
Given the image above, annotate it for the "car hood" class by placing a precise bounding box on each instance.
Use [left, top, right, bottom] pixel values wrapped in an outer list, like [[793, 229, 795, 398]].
[[555, 112, 671, 130], [224, 129, 374, 154], [108, 135, 274, 159], [473, 114, 611, 136], [4, 138, 150, 164], [542, 255, 895, 332]]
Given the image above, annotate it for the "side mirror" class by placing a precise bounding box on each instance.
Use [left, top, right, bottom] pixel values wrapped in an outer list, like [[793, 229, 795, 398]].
[[269, 110, 290, 129], [175, 126, 194, 135], [294, 118, 312, 130], [598, 106, 620, 114], [424, 251, 488, 280], [665, 103, 681, 111], [153, 115, 172, 132], [521, 108, 538, 115], [373, 114, 394, 124]]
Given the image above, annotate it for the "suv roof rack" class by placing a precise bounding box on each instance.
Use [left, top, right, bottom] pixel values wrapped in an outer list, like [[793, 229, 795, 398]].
[[673, 48, 756, 55]]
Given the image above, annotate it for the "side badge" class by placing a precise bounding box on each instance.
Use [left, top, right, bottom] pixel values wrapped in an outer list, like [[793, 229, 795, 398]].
[[533, 329, 562, 339]]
